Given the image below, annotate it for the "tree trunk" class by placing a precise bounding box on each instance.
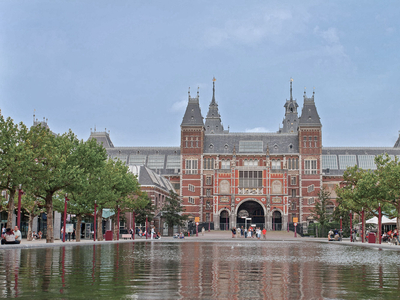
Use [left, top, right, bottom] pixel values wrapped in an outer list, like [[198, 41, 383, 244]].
[[45, 193, 54, 243], [97, 208, 103, 241], [113, 216, 118, 240], [7, 189, 16, 228], [76, 214, 82, 242], [27, 212, 34, 241]]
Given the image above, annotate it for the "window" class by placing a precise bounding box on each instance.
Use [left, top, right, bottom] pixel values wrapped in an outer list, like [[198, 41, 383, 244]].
[[339, 155, 357, 170], [190, 139, 193, 148], [196, 139, 199, 148], [129, 155, 146, 166], [185, 139, 188, 147], [221, 159, 230, 169], [188, 184, 195, 192], [147, 155, 165, 169], [308, 197, 315, 205], [185, 159, 198, 174], [288, 158, 299, 170], [322, 155, 338, 170], [358, 155, 377, 170], [239, 171, 263, 188], [303, 137, 307, 147], [314, 136, 318, 148], [244, 159, 258, 166], [307, 184, 315, 193], [206, 201, 211, 210], [291, 176, 297, 185], [309, 136, 312, 148], [304, 160, 317, 174], [188, 197, 195, 204], [239, 141, 263, 153], [206, 189, 211, 197], [291, 189, 296, 198], [166, 156, 181, 169], [271, 159, 281, 169], [326, 202, 335, 214], [206, 176, 212, 185], [203, 158, 215, 170], [291, 202, 296, 210]]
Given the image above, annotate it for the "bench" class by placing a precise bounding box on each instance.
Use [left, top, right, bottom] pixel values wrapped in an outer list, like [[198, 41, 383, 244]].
[[121, 234, 132, 240]]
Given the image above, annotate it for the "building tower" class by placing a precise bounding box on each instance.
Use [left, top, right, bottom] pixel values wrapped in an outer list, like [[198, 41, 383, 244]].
[[280, 78, 299, 133], [298, 88, 322, 224], [180, 87, 205, 222], [205, 77, 225, 134]]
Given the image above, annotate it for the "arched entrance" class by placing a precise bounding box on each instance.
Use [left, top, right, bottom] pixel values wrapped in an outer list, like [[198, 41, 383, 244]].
[[236, 201, 265, 229], [219, 210, 230, 230], [272, 211, 282, 231]]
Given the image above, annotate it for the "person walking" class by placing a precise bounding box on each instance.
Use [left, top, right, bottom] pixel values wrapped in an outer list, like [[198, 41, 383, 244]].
[[201, 227, 205, 236], [262, 228, 267, 240]]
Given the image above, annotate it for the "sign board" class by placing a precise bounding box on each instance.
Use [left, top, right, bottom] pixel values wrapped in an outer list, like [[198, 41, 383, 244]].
[[66, 224, 74, 233], [196, 222, 199, 226], [293, 217, 298, 223], [194, 217, 200, 222], [294, 223, 297, 226]]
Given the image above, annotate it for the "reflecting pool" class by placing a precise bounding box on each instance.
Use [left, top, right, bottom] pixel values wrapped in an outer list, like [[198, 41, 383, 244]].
[[1, 241, 400, 299]]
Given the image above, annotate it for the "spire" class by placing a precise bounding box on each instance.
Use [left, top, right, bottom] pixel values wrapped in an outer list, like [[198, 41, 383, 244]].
[[181, 87, 204, 127], [205, 77, 224, 134], [299, 87, 321, 127], [290, 78, 293, 101]]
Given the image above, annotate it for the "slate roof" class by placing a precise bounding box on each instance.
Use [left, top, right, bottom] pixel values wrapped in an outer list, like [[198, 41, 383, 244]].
[[129, 165, 175, 193], [181, 94, 204, 127], [299, 93, 321, 127], [203, 132, 299, 154], [88, 131, 114, 148]]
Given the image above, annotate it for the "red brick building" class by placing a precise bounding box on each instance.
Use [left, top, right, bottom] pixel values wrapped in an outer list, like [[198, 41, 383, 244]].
[[89, 79, 400, 231]]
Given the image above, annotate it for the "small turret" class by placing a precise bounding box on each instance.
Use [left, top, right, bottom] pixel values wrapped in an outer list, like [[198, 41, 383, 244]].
[[205, 77, 224, 134], [279, 78, 299, 133]]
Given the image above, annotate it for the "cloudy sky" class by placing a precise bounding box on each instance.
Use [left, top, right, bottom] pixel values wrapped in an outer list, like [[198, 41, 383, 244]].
[[1, 1, 399, 147]]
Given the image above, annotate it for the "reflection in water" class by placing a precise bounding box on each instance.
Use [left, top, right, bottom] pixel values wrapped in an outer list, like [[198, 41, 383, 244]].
[[0, 242, 400, 299]]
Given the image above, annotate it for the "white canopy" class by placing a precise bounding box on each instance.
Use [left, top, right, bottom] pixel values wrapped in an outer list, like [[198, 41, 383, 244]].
[[365, 216, 394, 224]]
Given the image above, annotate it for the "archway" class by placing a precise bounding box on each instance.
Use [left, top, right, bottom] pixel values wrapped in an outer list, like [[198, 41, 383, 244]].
[[236, 200, 265, 229], [219, 210, 230, 230], [272, 210, 282, 231]]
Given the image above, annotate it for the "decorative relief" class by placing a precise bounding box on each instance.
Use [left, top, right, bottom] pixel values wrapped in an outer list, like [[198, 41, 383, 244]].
[[235, 198, 240, 202], [261, 198, 266, 202], [238, 188, 262, 195], [271, 180, 282, 194], [271, 197, 282, 204], [220, 196, 229, 203], [220, 180, 230, 194]]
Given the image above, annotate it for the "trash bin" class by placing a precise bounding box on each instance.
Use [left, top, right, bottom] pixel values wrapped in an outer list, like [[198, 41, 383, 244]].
[[105, 230, 113, 241], [368, 232, 376, 243]]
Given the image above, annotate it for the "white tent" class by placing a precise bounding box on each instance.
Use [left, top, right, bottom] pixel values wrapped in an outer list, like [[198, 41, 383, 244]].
[[364, 216, 394, 224], [388, 218, 398, 225]]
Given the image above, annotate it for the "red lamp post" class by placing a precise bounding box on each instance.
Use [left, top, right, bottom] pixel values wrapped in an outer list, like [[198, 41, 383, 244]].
[[349, 210, 353, 242], [208, 217, 210, 232], [94, 200, 97, 242], [63, 194, 69, 243], [361, 207, 365, 243], [146, 215, 148, 240], [378, 203, 382, 244], [340, 216, 342, 232], [132, 211, 135, 240], [17, 184, 23, 229], [117, 205, 120, 241]]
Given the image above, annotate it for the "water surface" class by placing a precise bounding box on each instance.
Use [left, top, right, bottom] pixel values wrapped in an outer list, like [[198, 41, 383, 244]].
[[0, 241, 399, 299]]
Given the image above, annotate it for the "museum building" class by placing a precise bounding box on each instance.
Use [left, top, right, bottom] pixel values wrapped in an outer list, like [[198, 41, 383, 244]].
[[89, 79, 400, 231]]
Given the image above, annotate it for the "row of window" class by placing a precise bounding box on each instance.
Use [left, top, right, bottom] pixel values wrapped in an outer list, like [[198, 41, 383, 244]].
[[303, 136, 318, 148], [188, 184, 195, 192], [239, 171, 263, 188], [322, 154, 398, 170], [185, 137, 200, 148]]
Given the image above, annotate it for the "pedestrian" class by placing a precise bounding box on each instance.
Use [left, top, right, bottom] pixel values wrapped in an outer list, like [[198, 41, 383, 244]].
[[262, 228, 267, 240], [1, 228, 20, 244], [241, 226, 244, 237], [14, 226, 22, 243], [151, 227, 155, 239], [231, 227, 236, 238], [244, 227, 247, 238], [247, 227, 251, 238], [201, 227, 205, 236]]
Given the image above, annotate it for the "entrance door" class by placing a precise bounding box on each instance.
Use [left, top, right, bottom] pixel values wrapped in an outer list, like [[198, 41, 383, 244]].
[[236, 201, 265, 229], [220, 211, 229, 230], [272, 211, 282, 231]]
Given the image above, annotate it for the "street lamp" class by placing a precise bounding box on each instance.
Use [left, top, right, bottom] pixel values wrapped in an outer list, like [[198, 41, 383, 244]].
[[378, 203, 382, 244], [94, 200, 97, 242], [63, 193, 69, 243], [132, 211, 135, 240], [117, 205, 120, 240], [340, 216, 342, 232], [349, 210, 353, 242], [146, 215, 148, 240], [17, 184, 23, 229]]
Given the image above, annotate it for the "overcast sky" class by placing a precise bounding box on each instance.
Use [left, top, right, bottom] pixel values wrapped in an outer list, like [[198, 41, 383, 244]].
[[1, 1, 399, 147]]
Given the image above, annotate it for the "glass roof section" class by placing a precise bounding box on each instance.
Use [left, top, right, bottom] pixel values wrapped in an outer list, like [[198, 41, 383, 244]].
[[338, 155, 357, 170], [322, 155, 338, 169], [239, 141, 263, 153], [358, 155, 377, 170], [129, 155, 147, 166], [166, 155, 181, 169], [147, 155, 165, 169]]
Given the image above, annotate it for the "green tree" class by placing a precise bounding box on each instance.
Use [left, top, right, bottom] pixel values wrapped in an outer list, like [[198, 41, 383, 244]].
[[162, 190, 188, 236], [310, 188, 331, 237], [0, 116, 31, 228]]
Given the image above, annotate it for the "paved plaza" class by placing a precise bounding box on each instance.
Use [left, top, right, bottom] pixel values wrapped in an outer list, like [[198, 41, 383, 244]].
[[1, 230, 400, 251]]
